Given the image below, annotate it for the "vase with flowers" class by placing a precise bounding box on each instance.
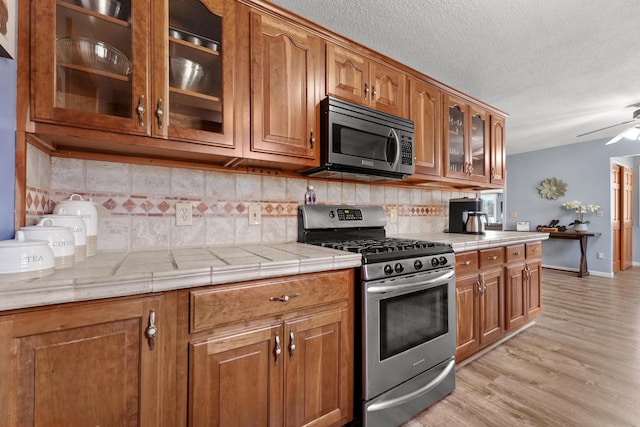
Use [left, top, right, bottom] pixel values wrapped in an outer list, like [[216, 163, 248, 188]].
[[561, 200, 601, 231]]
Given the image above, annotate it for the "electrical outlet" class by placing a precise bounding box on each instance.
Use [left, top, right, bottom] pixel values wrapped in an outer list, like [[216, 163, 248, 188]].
[[248, 204, 261, 225], [597, 252, 604, 259], [597, 209, 604, 217], [389, 207, 398, 224], [510, 211, 518, 218], [175, 202, 193, 226]]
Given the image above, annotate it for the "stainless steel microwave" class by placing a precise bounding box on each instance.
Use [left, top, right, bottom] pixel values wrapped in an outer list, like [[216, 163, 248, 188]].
[[303, 97, 415, 181]]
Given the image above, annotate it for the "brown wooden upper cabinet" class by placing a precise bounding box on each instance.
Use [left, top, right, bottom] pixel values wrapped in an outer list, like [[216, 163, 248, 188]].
[[246, 10, 320, 165], [443, 94, 490, 184], [326, 43, 406, 118], [30, 0, 240, 154], [407, 78, 442, 177]]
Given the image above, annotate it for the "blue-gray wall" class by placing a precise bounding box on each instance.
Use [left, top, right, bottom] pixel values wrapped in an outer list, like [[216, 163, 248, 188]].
[[0, 57, 16, 240], [506, 138, 640, 276]]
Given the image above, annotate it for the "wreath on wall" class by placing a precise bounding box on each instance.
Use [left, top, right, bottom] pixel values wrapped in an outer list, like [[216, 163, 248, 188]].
[[537, 177, 567, 200]]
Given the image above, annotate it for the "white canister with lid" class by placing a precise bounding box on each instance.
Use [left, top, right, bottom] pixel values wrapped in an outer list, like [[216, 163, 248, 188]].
[[53, 193, 98, 256], [39, 215, 87, 262], [18, 225, 76, 269], [0, 236, 55, 282]]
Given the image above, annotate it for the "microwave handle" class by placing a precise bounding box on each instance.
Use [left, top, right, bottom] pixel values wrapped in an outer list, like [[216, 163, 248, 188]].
[[388, 128, 401, 169]]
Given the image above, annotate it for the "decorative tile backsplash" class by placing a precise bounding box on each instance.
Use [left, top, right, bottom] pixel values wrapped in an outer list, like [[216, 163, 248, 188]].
[[25, 143, 472, 252]]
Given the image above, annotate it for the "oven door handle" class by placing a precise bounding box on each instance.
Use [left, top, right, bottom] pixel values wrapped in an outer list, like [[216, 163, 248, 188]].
[[366, 358, 456, 412], [367, 269, 454, 294]]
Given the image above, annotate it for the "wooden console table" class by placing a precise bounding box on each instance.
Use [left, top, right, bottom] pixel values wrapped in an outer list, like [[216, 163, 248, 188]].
[[547, 231, 602, 277]]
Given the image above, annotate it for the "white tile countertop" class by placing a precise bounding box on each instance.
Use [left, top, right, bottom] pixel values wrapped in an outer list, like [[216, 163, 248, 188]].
[[0, 231, 548, 312], [0, 243, 362, 312], [391, 230, 549, 252]]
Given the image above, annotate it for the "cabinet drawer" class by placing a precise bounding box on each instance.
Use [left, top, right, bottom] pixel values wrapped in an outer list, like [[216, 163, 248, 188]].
[[455, 251, 478, 276], [189, 270, 352, 333], [504, 244, 525, 263], [526, 242, 542, 259], [478, 247, 503, 270]]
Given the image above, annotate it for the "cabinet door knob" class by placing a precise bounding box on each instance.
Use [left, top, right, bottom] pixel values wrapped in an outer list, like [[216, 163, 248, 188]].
[[289, 330, 296, 360], [364, 83, 369, 99], [462, 260, 471, 266], [146, 309, 158, 351], [136, 95, 146, 127], [309, 130, 315, 150]]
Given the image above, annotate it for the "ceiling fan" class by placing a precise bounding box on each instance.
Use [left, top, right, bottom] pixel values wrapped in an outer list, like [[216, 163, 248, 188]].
[[576, 108, 640, 144]]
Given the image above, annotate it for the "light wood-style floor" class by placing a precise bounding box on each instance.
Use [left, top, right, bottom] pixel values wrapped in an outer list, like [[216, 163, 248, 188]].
[[403, 268, 640, 427]]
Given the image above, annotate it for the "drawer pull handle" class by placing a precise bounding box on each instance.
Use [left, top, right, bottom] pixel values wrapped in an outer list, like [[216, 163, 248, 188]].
[[462, 260, 471, 266], [488, 255, 498, 260], [269, 293, 299, 302], [513, 251, 521, 256]]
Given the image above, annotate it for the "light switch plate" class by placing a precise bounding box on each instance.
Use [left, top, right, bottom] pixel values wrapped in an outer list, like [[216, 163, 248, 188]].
[[176, 202, 193, 226], [249, 204, 261, 225]]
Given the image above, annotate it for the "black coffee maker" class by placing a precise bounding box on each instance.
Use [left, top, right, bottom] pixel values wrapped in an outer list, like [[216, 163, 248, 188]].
[[448, 197, 484, 234]]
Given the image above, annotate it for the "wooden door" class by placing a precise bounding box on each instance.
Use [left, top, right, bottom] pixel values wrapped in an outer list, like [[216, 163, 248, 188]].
[[612, 164, 621, 272], [478, 269, 503, 347], [325, 43, 368, 106], [408, 78, 441, 176], [526, 260, 543, 319], [504, 263, 527, 331], [1, 296, 165, 427], [284, 307, 346, 427], [250, 12, 319, 161], [368, 60, 406, 117], [490, 115, 506, 185], [455, 275, 480, 360], [188, 323, 283, 427], [621, 166, 634, 270]]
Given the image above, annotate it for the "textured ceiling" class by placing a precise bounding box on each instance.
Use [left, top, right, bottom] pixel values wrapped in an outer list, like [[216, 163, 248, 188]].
[[269, 0, 640, 155]]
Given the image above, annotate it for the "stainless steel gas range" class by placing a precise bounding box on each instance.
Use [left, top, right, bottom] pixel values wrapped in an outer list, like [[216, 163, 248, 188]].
[[298, 205, 456, 427]]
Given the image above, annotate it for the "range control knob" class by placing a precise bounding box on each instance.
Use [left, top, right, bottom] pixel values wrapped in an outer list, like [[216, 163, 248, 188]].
[[384, 264, 394, 275], [414, 260, 423, 270], [394, 263, 404, 274], [438, 256, 448, 266], [431, 257, 440, 267]]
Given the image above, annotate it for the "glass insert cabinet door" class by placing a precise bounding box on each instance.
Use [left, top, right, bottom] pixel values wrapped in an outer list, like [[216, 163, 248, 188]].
[[164, 0, 233, 147], [447, 104, 465, 175], [470, 111, 486, 177], [31, 0, 148, 134], [32, 0, 234, 149]]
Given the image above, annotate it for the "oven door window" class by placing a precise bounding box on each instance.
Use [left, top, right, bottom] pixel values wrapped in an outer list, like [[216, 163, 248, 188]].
[[379, 284, 448, 360]]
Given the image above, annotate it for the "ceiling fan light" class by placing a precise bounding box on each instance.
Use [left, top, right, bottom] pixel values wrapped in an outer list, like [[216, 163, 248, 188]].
[[606, 126, 640, 145]]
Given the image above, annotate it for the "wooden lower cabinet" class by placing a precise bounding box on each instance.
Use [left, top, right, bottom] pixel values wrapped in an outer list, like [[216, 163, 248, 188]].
[[504, 242, 543, 332], [456, 243, 543, 362], [0, 294, 175, 427], [455, 249, 504, 362], [178, 269, 354, 427]]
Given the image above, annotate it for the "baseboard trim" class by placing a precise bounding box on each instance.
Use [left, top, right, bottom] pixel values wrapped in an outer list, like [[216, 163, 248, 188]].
[[542, 264, 612, 278], [455, 322, 536, 370]]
